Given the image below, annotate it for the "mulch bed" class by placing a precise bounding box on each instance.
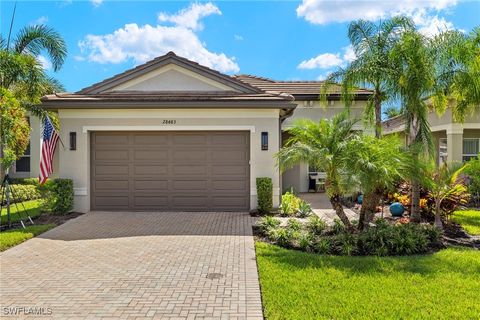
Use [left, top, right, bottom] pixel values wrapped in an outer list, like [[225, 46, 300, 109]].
[[1, 212, 85, 231]]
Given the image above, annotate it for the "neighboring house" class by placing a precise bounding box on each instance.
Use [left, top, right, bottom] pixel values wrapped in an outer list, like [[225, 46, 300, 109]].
[[10, 52, 372, 212], [382, 108, 480, 164]]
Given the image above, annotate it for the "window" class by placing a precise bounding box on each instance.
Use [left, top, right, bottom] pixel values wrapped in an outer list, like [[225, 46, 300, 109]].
[[439, 138, 447, 166], [15, 143, 31, 172], [463, 138, 479, 162]]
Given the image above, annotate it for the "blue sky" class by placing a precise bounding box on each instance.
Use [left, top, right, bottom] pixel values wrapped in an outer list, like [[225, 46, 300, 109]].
[[1, 0, 479, 92]]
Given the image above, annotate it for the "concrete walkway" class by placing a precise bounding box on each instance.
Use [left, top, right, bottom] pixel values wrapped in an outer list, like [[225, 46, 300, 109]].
[[0, 211, 263, 320], [299, 192, 358, 224]]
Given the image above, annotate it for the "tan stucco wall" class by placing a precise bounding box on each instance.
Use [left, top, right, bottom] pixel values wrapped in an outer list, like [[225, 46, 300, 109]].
[[57, 108, 281, 213]]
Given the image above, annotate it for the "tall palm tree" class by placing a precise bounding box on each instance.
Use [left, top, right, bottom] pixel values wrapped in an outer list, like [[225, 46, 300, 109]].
[[325, 16, 414, 138], [389, 30, 436, 222], [344, 135, 411, 230], [276, 113, 358, 229]]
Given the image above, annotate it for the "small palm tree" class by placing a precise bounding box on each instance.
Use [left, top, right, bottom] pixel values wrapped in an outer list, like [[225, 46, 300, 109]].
[[426, 163, 469, 230], [345, 135, 411, 230], [325, 16, 414, 138], [276, 113, 358, 229]]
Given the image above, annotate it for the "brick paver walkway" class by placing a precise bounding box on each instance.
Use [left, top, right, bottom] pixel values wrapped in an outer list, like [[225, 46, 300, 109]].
[[0, 211, 263, 320]]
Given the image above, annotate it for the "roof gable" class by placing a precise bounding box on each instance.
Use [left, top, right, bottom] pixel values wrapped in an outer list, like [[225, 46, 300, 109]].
[[77, 52, 260, 95]]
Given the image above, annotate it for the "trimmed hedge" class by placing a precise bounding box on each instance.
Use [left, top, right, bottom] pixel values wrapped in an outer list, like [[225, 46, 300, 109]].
[[42, 179, 74, 214], [256, 177, 273, 214], [1, 184, 41, 205]]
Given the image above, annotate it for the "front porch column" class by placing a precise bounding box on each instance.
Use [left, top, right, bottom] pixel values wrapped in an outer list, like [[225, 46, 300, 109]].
[[446, 125, 464, 163]]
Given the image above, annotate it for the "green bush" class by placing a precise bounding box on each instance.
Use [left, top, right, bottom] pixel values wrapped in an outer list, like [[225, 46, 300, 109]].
[[1, 184, 41, 205], [258, 216, 281, 233], [260, 216, 442, 256], [280, 191, 301, 216], [42, 179, 74, 214], [297, 200, 312, 218], [9, 178, 40, 186], [306, 215, 327, 236], [256, 177, 273, 214], [464, 157, 480, 206]]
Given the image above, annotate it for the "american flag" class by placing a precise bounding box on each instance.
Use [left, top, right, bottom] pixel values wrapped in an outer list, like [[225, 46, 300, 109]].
[[39, 116, 60, 185]]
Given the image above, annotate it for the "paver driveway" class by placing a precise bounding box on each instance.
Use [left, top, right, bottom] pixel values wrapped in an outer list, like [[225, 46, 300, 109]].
[[0, 211, 263, 320]]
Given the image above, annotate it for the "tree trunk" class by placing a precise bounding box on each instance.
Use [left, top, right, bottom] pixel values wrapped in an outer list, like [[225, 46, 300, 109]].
[[329, 194, 353, 231], [374, 90, 382, 139], [434, 200, 444, 230], [411, 179, 421, 222], [359, 191, 382, 230]]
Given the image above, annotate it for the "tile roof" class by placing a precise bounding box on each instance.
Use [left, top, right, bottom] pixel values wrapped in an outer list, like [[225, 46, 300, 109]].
[[234, 74, 373, 98]]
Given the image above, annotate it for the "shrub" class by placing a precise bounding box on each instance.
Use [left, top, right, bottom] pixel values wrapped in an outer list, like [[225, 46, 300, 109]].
[[258, 216, 281, 234], [286, 218, 302, 232], [464, 157, 480, 206], [269, 228, 292, 247], [256, 177, 273, 214], [298, 233, 313, 251], [1, 184, 40, 205], [280, 191, 301, 216], [306, 215, 327, 236], [297, 200, 312, 218], [314, 238, 332, 254], [332, 219, 346, 235], [42, 179, 74, 214], [9, 178, 40, 186]]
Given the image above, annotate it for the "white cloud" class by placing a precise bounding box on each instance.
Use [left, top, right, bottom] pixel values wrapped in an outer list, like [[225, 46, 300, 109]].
[[298, 46, 355, 70], [298, 53, 343, 69], [297, 0, 457, 25], [342, 45, 356, 63], [91, 0, 103, 7], [78, 3, 239, 73], [411, 10, 455, 37], [158, 2, 221, 31], [37, 55, 52, 70], [33, 16, 48, 25], [234, 34, 244, 41]]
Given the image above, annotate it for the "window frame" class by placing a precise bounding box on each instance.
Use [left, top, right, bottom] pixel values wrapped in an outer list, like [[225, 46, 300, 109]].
[[462, 138, 480, 162]]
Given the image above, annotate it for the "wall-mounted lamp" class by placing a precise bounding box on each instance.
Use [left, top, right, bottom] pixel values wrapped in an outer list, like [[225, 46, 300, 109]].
[[261, 132, 268, 150], [69, 132, 77, 150]]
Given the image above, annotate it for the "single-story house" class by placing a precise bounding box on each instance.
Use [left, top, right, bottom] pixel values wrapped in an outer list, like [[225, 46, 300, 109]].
[[11, 52, 372, 212], [383, 108, 480, 165]]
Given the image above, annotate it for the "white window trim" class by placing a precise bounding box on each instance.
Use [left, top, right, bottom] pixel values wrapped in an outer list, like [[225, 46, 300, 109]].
[[463, 138, 480, 161], [82, 125, 256, 133]]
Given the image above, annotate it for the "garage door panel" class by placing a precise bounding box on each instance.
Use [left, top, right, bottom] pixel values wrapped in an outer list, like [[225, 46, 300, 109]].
[[211, 134, 248, 145], [94, 134, 129, 145], [211, 150, 248, 162], [94, 165, 129, 176], [211, 165, 248, 176], [133, 196, 168, 207], [94, 150, 130, 160], [172, 134, 208, 145], [212, 179, 248, 191], [94, 196, 129, 207], [91, 131, 249, 211], [95, 180, 129, 190], [134, 150, 169, 161], [134, 180, 168, 190], [133, 134, 169, 145], [172, 165, 208, 175], [172, 150, 207, 161], [173, 180, 208, 190], [134, 165, 168, 175]]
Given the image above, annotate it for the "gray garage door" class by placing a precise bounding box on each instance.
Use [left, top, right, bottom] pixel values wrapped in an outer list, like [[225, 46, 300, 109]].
[[91, 131, 250, 211]]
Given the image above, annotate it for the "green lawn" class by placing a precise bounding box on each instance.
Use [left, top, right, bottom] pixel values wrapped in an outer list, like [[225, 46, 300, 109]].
[[1, 200, 43, 225], [452, 210, 480, 235], [0, 224, 55, 251], [256, 242, 480, 320]]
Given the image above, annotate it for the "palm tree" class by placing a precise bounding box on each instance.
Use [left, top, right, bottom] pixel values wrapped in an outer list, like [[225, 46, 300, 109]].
[[345, 135, 411, 230], [383, 106, 402, 119], [276, 113, 358, 229], [325, 17, 414, 138], [426, 162, 468, 230]]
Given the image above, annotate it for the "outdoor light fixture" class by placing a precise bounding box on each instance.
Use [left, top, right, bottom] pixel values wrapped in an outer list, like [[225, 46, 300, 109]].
[[69, 132, 77, 150], [261, 132, 268, 150]]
